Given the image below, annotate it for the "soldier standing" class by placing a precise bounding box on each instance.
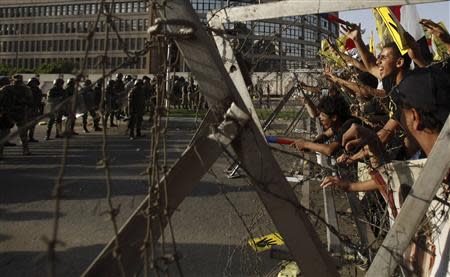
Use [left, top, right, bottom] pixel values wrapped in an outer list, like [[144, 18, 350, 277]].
[[27, 77, 43, 142], [187, 77, 197, 110], [0, 76, 16, 149], [45, 78, 65, 140], [65, 78, 78, 136], [81, 80, 101, 133], [0, 75, 33, 156], [105, 80, 118, 127], [114, 73, 126, 119], [128, 79, 146, 140], [0, 76, 14, 158]]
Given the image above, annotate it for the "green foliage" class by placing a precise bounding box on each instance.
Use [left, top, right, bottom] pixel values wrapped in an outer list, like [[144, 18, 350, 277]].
[[34, 62, 76, 74], [0, 64, 32, 76], [0, 62, 76, 76]]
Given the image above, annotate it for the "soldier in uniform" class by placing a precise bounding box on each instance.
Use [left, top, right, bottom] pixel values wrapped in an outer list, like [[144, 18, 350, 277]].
[[81, 80, 101, 133], [94, 80, 102, 111], [45, 78, 65, 140], [181, 77, 189, 110], [105, 79, 118, 127], [114, 73, 126, 119], [0, 76, 16, 149], [0, 75, 33, 156], [0, 76, 14, 158], [128, 79, 146, 139], [27, 77, 44, 142], [187, 77, 197, 110], [65, 78, 78, 136]]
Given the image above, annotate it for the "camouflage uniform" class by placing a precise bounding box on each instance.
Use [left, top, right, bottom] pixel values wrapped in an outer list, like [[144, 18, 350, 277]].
[[64, 78, 78, 135], [81, 80, 101, 133], [46, 79, 66, 140], [27, 78, 44, 142], [127, 80, 146, 139], [0, 75, 33, 156]]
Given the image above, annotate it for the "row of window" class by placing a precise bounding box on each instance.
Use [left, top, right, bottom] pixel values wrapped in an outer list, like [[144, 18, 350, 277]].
[[0, 19, 148, 36], [1, 38, 147, 53], [1, 56, 147, 71], [0, 1, 147, 18], [191, 0, 222, 13], [283, 43, 319, 58]]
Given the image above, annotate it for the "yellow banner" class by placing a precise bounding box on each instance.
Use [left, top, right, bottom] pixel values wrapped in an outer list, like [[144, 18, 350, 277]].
[[432, 22, 449, 61], [375, 7, 408, 55]]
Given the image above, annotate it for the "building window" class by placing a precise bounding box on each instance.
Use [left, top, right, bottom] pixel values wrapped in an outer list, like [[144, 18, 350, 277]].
[[304, 15, 318, 26], [304, 28, 317, 42]]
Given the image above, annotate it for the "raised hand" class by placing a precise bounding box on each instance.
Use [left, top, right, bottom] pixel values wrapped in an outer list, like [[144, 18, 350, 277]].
[[320, 176, 351, 191], [420, 19, 450, 44], [341, 23, 361, 42]]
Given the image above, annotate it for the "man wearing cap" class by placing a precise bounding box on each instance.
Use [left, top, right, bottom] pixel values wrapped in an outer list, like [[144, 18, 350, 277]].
[[27, 77, 43, 142], [0, 75, 34, 157]]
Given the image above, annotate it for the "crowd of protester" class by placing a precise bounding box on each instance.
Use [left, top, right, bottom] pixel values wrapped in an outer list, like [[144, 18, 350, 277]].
[[0, 72, 205, 159], [288, 18, 450, 275]]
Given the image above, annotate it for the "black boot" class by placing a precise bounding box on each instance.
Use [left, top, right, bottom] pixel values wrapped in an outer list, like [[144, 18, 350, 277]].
[[45, 129, 52, 140]]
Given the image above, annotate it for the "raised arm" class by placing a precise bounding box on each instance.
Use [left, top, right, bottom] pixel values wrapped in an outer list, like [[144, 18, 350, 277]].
[[343, 24, 381, 79]]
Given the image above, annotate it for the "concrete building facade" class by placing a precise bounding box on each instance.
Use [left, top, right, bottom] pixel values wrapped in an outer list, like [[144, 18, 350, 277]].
[[0, 0, 338, 74]]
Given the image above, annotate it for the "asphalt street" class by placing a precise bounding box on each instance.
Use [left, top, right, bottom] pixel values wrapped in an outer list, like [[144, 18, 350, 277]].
[[0, 116, 280, 277]]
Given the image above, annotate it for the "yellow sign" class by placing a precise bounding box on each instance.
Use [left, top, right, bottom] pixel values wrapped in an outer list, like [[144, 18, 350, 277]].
[[248, 232, 284, 253], [375, 7, 408, 55], [369, 31, 376, 56], [432, 22, 449, 61]]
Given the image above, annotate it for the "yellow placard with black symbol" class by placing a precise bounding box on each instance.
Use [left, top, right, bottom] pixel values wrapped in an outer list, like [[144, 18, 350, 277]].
[[248, 233, 284, 252], [375, 7, 408, 55]]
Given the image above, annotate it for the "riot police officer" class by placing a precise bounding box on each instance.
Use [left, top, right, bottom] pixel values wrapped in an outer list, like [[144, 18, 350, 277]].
[[105, 79, 117, 127], [128, 79, 146, 139], [27, 77, 43, 142], [65, 78, 78, 136], [0, 75, 33, 156], [81, 79, 101, 133], [46, 78, 65, 140]]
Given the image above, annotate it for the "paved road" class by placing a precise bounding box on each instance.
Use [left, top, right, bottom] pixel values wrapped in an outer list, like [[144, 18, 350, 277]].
[[0, 116, 279, 277]]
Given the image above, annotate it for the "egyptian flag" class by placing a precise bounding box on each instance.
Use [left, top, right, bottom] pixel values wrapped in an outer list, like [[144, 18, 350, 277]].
[[320, 13, 356, 52], [390, 5, 433, 64]]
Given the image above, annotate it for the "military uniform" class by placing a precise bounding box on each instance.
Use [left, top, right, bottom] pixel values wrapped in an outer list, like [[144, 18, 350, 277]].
[[64, 79, 78, 135], [105, 80, 118, 127], [81, 80, 101, 132], [27, 78, 44, 142], [46, 79, 65, 139], [127, 80, 146, 139], [0, 75, 33, 156]]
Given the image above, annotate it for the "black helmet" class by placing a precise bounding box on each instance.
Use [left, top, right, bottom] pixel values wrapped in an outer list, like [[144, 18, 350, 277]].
[[134, 79, 143, 86], [66, 78, 75, 86], [53, 78, 64, 87], [125, 74, 133, 81], [13, 74, 23, 81], [116, 73, 123, 80], [0, 76, 10, 87], [84, 79, 92, 87], [27, 77, 40, 86], [107, 79, 115, 86]]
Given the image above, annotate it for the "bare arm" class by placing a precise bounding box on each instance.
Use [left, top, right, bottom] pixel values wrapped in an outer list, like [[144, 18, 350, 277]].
[[326, 72, 386, 98], [343, 25, 380, 79], [292, 139, 340, 157], [321, 176, 379, 192]]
